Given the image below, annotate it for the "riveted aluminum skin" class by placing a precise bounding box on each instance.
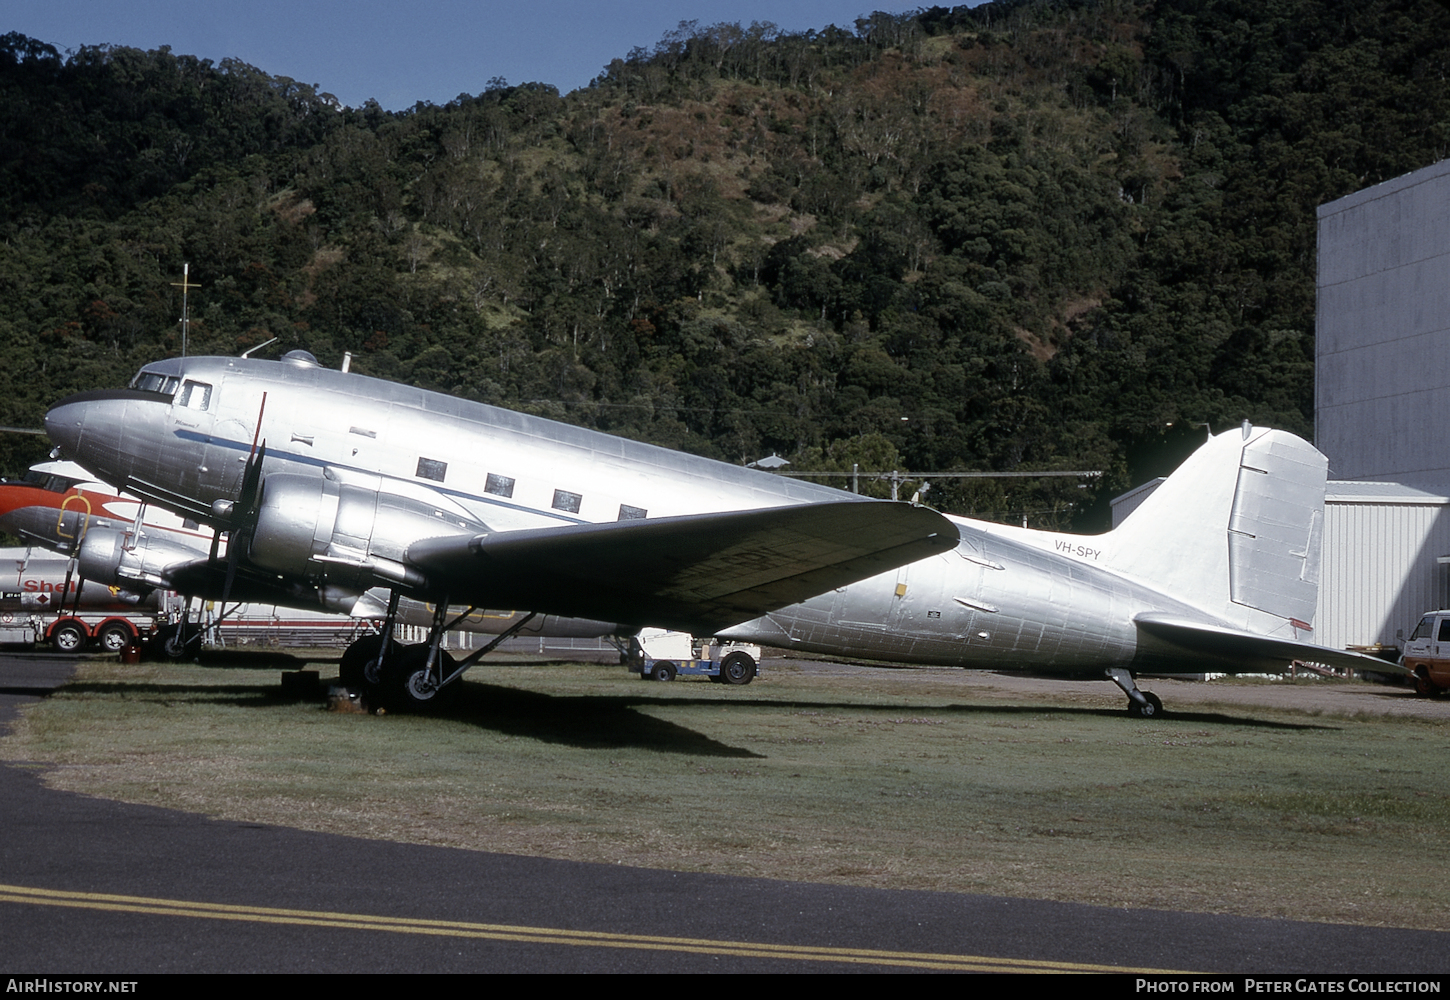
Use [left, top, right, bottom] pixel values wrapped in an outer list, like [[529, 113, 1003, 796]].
[[45, 354, 1388, 682]]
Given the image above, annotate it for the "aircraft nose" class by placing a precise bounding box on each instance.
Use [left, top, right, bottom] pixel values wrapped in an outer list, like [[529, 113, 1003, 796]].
[[44, 388, 133, 479], [44, 396, 87, 459], [44, 387, 167, 488]]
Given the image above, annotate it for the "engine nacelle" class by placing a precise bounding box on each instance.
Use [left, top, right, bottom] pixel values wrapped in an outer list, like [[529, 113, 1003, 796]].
[[77, 528, 199, 590], [248, 474, 472, 591]]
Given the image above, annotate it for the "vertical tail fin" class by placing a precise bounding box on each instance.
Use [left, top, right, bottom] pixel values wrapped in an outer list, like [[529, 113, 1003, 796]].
[[1105, 425, 1327, 632]]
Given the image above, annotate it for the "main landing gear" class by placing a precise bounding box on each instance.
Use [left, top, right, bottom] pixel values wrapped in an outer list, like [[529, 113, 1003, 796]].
[[1106, 667, 1164, 718], [340, 590, 537, 712]]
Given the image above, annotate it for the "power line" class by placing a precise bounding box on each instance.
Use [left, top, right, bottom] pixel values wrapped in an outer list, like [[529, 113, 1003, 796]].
[[778, 470, 1101, 479]]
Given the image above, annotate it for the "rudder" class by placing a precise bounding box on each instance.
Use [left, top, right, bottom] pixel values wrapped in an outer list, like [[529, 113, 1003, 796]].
[[1104, 425, 1327, 632]]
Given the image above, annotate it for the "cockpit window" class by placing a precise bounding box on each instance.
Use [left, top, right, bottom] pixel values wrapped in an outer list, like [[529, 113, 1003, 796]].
[[130, 371, 181, 397], [18, 469, 80, 494], [178, 380, 212, 411]]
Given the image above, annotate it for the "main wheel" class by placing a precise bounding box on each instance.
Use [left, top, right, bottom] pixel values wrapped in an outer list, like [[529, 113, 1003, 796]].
[[340, 634, 398, 689], [50, 621, 85, 653], [381, 644, 458, 712], [156, 622, 200, 660], [649, 661, 677, 682], [720, 651, 756, 686], [96, 622, 133, 654]]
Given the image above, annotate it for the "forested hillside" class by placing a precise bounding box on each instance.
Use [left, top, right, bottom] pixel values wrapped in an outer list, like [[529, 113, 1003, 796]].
[[2, 0, 1447, 527]]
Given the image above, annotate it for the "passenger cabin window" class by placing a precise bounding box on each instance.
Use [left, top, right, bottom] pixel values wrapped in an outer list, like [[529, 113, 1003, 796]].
[[416, 457, 447, 483], [485, 473, 515, 498], [177, 381, 212, 411], [552, 490, 582, 514], [618, 505, 647, 521], [1437, 619, 1450, 643]]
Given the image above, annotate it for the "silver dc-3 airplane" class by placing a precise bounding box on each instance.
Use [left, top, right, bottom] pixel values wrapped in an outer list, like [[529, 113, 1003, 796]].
[[43, 350, 1393, 713]]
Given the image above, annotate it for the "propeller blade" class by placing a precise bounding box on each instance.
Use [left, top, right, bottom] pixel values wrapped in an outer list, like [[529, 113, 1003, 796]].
[[238, 441, 266, 521], [221, 543, 240, 607], [222, 441, 265, 606]]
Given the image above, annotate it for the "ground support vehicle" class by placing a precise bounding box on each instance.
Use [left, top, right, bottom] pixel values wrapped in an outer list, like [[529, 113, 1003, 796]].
[[626, 628, 761, 685], [0, 550, 163, 652], [1400, 610, 1450, 696], [0, 611, 156, 653]]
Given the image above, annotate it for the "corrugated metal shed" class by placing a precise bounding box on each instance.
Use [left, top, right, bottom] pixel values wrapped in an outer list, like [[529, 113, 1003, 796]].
[[1109, 477, 1166, 528], [1316, 158, 1450, 488], [1315, 481, 1450, 650]]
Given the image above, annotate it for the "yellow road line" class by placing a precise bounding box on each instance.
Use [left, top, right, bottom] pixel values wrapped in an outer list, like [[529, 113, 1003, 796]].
[[0, 883, 1188, 973]]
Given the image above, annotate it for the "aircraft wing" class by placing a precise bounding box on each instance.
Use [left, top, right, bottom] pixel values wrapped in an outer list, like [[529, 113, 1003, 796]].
[[406, 501, 959, 635], [1133, 614, 1408, 676]]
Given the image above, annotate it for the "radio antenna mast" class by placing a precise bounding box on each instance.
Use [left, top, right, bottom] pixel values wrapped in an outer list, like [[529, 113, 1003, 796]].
[[172, 263, 201, 357]]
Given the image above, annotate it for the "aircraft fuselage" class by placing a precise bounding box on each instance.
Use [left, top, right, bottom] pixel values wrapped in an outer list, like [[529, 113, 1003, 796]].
[[44, 354, 1300, 681]]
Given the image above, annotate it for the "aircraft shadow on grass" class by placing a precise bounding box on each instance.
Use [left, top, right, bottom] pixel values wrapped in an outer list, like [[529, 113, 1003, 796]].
[[50, 677, 1339, 764], [49, 679, 766, 757]]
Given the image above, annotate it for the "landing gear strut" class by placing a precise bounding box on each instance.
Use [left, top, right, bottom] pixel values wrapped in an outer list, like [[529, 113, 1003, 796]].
[[384, 643, 459, 710], [1106, 667, 1164, 718], [340, 591, 538, 712]]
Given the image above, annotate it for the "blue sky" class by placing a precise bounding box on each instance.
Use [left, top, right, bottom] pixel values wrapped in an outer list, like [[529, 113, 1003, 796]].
[[1, 1, 921, 109]]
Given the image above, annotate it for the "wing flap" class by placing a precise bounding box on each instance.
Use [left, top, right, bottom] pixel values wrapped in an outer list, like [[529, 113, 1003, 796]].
[[1134, 614, 1407, 676], [406, 501, 959, 634]]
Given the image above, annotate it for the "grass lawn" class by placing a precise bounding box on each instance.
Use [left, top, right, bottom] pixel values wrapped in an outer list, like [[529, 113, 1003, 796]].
[[4, 654, 1446, 929]]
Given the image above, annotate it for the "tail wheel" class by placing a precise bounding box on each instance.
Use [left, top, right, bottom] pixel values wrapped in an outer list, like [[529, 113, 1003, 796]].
[[720, 651, 756, 685], [1128, 691, 1164, 718]]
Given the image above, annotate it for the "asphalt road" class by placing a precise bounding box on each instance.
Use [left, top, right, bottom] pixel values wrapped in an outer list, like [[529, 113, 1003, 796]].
[[1, 655, 1447, 974]]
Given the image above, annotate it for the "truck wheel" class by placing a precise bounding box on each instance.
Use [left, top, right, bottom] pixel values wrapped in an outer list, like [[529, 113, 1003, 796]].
[[96, 622, 134, 654], [1415, 670, 1436, 698], [720, 651, 756, 685], [51, 621, 86, 653], [649, 661, 677, 682]]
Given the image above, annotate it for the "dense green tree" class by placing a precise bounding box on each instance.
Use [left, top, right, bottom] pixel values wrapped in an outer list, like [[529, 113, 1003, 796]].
[[0, 0, 1447, 527]]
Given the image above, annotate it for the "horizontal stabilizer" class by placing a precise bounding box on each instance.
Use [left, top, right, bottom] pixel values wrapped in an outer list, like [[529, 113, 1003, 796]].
[[1133, 614, 1407, 677], [406, 501, 959, 634]]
